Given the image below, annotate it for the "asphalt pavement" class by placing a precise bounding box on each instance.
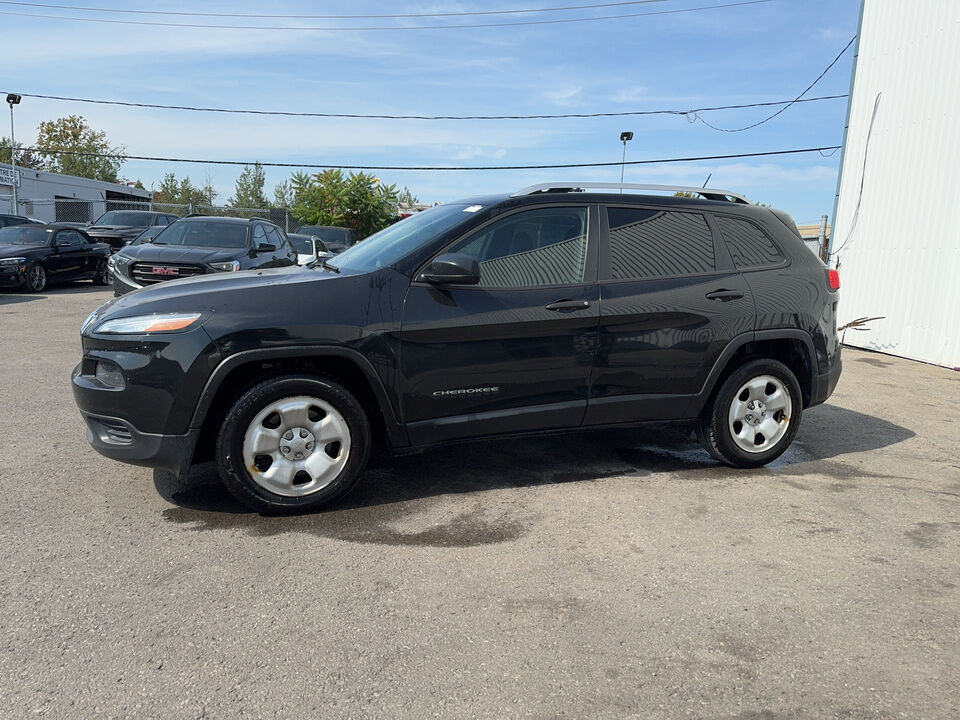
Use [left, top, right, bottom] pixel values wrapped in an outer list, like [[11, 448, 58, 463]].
[[1, 284, 958, 719]]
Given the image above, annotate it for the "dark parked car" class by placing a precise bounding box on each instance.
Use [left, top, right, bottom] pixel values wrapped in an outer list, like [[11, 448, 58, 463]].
[[73, 183, 841, 514], [85, 210, 180, 251], [109, 216, 297, 296], [0, 224, 110, 292], [295, 225, 356, 254], [0, 214, 44, 227]]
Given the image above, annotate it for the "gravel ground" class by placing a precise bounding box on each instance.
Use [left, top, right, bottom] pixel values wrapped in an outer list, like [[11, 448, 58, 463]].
[[1, 284, 958, 720]]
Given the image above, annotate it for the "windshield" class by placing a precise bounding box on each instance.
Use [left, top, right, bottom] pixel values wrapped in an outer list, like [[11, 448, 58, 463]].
[[94, 211, 151, 226], [299, 226, 351, 245], [0, 226, 52, 246], [131, 226, 166, 245], [330, 204, 470, 273], [152, 221, 249, 249]]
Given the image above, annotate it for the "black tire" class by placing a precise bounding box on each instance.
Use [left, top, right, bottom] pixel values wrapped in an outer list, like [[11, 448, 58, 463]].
[[216, 375, 371, 513], [92, 258, 110, 286], [697, 358, 803, 468], [25, 263, 47, 293]]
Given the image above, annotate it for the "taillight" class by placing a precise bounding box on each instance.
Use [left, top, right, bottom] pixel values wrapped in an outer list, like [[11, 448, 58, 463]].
[[826, 268, 840, 291]]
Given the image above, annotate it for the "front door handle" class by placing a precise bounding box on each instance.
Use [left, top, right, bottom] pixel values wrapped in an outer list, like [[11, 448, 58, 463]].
[[705, 289, 744, 302], [545, 299, 591, 312]]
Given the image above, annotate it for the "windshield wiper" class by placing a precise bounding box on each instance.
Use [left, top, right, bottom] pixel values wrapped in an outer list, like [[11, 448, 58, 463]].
[[321, 259, 340, 273]]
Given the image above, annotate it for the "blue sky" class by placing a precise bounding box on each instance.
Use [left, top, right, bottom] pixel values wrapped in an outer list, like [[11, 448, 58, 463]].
[[1, 0, 861, 222]]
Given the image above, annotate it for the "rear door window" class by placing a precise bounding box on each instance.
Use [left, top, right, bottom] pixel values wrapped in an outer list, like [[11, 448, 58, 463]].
[[715, 216, 784, 268], [606, 207, 715, 279]]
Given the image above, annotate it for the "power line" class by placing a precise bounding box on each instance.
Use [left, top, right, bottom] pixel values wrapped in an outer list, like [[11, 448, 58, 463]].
[[693, 35, 857, 132], [5, 90, 847, 121], [26, 145, 841, 171], [0, 0, 669, 19], [0, 0, 772, 31]]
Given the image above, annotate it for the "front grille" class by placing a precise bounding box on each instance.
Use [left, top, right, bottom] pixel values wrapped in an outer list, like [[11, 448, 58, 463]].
[[131, 262, 206, 285]]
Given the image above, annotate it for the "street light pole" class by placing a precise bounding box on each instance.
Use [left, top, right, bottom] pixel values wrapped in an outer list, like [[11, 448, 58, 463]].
[[619, 131, 633, 193], [6, 94, 22, 214]]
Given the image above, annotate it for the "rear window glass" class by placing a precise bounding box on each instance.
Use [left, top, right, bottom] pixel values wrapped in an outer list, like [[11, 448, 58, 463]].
[[152, 221, 249, 249], [607, 207, 715, 279], [716, 217, 784, 268]]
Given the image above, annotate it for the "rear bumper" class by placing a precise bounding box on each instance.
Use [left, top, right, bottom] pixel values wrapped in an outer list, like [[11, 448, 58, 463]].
[[809, 347, 842, 407], [79, 410, 199, 478]]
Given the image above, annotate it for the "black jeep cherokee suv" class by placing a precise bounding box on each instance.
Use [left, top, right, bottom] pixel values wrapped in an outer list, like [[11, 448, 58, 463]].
[[72, 183, 841, 513]]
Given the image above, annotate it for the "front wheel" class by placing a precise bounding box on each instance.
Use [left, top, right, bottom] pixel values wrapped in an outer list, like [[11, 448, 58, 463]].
[[25, 263, 47, 292], [216, 375, 371, 513], [697, 359, 802, 468], [92, 258, 109, 286]]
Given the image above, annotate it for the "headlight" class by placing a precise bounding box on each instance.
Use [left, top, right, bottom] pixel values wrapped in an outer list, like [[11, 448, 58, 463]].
[[209, 260, 240, 272], [0, 257, 27, 266], [95, 312, 202, 334], [107, 255, 117, 269]]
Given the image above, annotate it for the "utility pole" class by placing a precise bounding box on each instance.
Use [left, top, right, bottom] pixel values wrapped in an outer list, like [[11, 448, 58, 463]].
[[6, 94, 22, 214], [619, 131, 633, 193]]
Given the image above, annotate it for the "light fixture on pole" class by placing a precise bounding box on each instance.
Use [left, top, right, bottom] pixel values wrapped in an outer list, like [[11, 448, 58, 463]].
[[619, 131, 633, 193], [6, 94, 22, 214]]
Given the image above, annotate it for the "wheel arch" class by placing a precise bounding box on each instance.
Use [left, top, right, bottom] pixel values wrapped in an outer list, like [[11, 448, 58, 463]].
[[695, 330, 817, 415], [190, 347, 407, 465]]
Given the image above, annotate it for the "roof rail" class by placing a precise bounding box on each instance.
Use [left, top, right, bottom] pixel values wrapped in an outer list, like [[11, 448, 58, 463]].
[[511, 182, 749, 204], [249, 216, 272, 223]]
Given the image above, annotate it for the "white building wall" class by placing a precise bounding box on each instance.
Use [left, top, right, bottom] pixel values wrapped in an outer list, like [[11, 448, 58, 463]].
[[832, 0, 960, 369]]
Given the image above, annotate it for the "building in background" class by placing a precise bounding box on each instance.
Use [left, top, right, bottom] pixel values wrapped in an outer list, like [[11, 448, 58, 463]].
[[832, 0, 960, 368], [0, 161, 150, 223]]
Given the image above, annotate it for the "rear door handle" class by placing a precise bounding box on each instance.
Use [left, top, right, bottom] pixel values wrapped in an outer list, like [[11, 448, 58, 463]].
[[545, 299, 591, 312], [705, 289, 744, 302]]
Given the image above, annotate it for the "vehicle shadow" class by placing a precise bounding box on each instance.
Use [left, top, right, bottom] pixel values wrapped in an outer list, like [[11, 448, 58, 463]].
[[0, 282, 109, 304], [157, 403, 916, 540]]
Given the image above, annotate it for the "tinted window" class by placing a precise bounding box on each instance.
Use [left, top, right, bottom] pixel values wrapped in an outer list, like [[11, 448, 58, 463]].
[[716, 216, 784, 268], [449, 207, 588, 288], [287, 234, 313, 254], [94, 211, 152, 226], [267, 227, 286, 249], [152, 221, 249, 249], [57, 229, 86, 246], [607, 207, 715, 279], [0, 226, 51, 245], [155, 216, 168, 226]]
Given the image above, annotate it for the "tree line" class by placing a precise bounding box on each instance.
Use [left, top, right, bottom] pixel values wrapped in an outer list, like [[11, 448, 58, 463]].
[[2, 115, 421, 238]]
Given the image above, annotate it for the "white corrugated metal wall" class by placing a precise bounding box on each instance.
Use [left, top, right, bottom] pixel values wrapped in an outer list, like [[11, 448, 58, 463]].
[[832, 0, 960, 368]]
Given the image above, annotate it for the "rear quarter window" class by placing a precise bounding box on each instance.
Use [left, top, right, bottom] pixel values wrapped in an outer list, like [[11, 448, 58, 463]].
[[716, 216, 785, 268]]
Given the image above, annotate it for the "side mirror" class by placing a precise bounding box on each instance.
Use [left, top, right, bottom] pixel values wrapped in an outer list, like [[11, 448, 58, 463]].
[[417, 253, 480, 285], [255, 242, 277, 253]]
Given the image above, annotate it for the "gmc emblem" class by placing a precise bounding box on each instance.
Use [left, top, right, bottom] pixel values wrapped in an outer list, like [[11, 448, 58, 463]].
[[151, 266, 178, 276]]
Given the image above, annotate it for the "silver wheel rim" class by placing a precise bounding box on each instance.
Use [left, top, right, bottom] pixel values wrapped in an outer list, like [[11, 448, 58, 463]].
[[242, 395, 351, 497], [29, 265, 45, 291], [728, 375, 792, 454]]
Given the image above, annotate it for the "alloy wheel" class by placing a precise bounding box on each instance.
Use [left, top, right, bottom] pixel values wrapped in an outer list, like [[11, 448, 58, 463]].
[[727, 375, 792, 453]]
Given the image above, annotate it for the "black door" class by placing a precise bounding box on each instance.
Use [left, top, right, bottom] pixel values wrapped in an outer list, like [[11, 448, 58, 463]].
[[584, 205, 755, 424], [400, 205, 599, 445], [47, 229, 92, 281]]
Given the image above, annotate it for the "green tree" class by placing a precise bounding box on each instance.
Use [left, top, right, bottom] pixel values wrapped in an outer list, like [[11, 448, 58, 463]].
[[154, 172, 216, 206], [35, 115, 126, 182], [229, 162, 268, 208], [272, 179, 295, 208], [397, 186, 419, 206], [291, 169, 398, 239], [0, 137, 42, 169]]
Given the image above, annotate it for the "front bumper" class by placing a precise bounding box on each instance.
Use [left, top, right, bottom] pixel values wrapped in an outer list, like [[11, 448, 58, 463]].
[[0, 264, 28, 288], [111, 269, 141, 296], [80, 410, 200, 477]]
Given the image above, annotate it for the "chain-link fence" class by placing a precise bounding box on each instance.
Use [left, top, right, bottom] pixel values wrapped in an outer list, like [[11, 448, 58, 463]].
[[8, 197, 298, 232]]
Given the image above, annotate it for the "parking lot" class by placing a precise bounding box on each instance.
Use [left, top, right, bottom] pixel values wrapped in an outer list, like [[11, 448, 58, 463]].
[[1, 284, 958, 719]]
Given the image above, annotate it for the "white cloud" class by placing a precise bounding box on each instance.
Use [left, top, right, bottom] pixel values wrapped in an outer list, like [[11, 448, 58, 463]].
[[541, 86, 583, 106]]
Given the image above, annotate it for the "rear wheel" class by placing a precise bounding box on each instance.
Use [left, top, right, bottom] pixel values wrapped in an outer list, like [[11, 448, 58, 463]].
[[92, 258, 109, 285], [26, 263, 47, 292], [697, 358, 802, 467], [216, 375, 371, 513]]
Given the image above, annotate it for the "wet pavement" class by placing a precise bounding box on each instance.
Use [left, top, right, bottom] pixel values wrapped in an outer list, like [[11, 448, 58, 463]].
[[2, 286, 958, 719]]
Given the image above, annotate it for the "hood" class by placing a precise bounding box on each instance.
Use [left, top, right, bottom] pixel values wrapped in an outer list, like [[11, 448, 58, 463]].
[[118, 243, 246, 265], [108, 264, 341, 310], [0, 243, 47, 259]]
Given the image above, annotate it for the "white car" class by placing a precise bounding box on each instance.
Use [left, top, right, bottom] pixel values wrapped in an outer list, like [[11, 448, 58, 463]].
[[287, 233, 330, 266]]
